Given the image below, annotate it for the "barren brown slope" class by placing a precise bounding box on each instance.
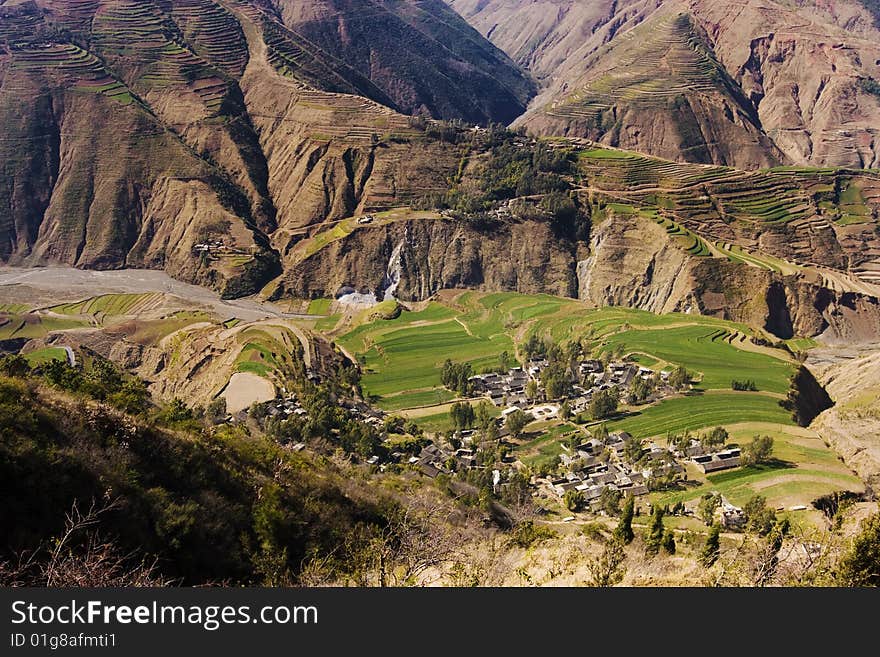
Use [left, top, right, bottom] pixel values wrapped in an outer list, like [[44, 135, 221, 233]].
[[810, 349, 880, 489], [0, 0, 528, 296], [250, 0, 536, 124], [448, 0, 880, 168]]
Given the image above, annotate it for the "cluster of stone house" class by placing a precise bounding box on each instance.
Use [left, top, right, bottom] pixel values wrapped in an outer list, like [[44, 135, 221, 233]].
[[692, 448, 742, 473], [264, 393, 309, 421], [192, 239, 249, 256], [468, 358, 669, 413], [544, 431, 686, 511], [470, 367, 531, 406]]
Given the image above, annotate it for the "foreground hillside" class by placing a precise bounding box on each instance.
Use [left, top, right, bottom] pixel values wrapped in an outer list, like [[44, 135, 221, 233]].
[[1, 326, 876, 587], [449, 0, 880, 168]]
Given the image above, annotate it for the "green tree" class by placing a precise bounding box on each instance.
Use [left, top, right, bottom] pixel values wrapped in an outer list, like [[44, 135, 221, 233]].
[[525, 379, 539, 401], [645, 505, 666, 556], [563, 489, 585, 512], [450, 401, 475, 431], [668, 365, 690, 390], [498, 351, 512, 371], [108, 379, 151, 415], [623, 435, 644, 464], [743, 495, 777, 536], [701, 426, 729, 450], [206, 397, 228, 425], [559, 400, 572, 421], [629, 375, 652, 404], [0, 354, 30, 378], [599, 486, 622, 516], [698, 493, 721, 526], [742, 435, 774, 466], [836, 512, 880, 587], [614, 496, 635, 544], [589, 388, 619, 420], [160, 398, 194, 424], [505, 409, 530, 438], [700, 524, 721, 567], [662, 530, 676, 555], [475, 399, 495, 431]]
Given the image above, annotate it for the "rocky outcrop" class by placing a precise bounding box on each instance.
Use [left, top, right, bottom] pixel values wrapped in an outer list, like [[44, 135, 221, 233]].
[[811, 350, 880, 490], [274, 218, 583, 300]]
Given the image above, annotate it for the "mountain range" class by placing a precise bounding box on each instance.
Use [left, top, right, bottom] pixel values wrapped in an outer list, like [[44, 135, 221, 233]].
[[0, 0, 878, 343]]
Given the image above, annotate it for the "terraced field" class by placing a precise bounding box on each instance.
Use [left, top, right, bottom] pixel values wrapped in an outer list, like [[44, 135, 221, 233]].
[[544, 13, 727, 124], [8, 43, 133, 104], [605, 392, 793, 438], [50, 293, 165, 322], [652, 424, 863, 512], [575, 145, 880, 290], [91, 0, 231, 114], [600, 326, 794, 394], [333, 291, 797, 426]]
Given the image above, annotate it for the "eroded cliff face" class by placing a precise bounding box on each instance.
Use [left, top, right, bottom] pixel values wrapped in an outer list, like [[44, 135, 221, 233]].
[[811, 350, 880, 489], [693, 0, 880, 168], [274, 218, 583, 301], [275, 209, 880, 342]]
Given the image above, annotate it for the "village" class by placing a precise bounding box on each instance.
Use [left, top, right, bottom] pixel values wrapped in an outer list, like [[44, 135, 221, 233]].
[[392, 356, 748, 521], [252, 353, 748, 522]]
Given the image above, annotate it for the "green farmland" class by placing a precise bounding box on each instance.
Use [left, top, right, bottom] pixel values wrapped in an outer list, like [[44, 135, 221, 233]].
[[332, 291, 797, 428], [605, 391, 793, 438]]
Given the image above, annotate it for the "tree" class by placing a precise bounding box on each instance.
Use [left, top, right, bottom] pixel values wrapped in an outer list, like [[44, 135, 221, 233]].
[[614, 496, 635, 544], [644, 505, 666, 556], [525, 379, 539, 401], [160, 398, 193, 424], [591, 423, 609, 442], [559, 400, 572, 421], [563, 489, 585, 512], [0, 354, 30, 378], [589, 388, 619, 420], [701, 426, 728, 451], [586, 538, 627, 587], [441, 360, 473, 396], [475, 399, 495, 431], [108, 379, 151, 415], [623, 435, 644, 464], [836, 512, 880, 587], [743, 495, 777, 536], [206, 397, 227, 425], [698, 493, 721, 526], [700, 524, 721, 567], [668, 365, 690, 390], [505, 409, 529, 438], [662, 530, 676, 555], [599, 486, 622, 516], [498, 351, 512, 372], [450, 401, 475, 431], [742, 435, 774, 466], [522, 334, 546, 359], [629, 375, 652, 404]]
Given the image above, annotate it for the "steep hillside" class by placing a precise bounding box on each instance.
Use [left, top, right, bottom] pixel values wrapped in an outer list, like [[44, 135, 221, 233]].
[[0, 0, 529, 295], [259, 0, 536, 123], [522, 10, 784, 169], [449, 0, 880, 168], [277, 136, 880, 342], [811, 348, 880, 489]]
